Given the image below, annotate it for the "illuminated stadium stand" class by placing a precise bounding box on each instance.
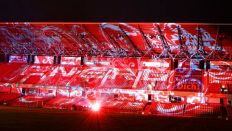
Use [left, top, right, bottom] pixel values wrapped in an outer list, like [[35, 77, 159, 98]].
[[0, 22, 232, 118]]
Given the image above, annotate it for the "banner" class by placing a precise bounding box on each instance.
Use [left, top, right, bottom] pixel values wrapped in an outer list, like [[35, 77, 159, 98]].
[[61, 56, 81, 65], [9, 55, 28, 63], [34, 56, 54, 64]]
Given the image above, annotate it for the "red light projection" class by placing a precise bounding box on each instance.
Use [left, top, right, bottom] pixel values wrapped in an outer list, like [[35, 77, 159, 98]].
[[0, 22, 232, 118], [0, 22, 231, 57]]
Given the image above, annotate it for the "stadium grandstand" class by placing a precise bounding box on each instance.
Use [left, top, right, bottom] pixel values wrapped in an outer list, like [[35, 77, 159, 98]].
[[0, 22, 232, 120]]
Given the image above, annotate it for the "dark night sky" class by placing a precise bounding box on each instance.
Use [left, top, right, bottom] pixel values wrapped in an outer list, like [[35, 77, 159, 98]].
[[0, 0, 231, 22]]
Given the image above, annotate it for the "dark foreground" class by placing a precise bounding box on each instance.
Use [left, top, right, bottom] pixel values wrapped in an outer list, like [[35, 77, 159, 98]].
[[0, 106, 231, 131]]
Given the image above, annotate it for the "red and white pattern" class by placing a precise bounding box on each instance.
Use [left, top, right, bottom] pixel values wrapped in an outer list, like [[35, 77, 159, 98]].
[[61, 56, 81, 65], [34, 56, 54, 64]]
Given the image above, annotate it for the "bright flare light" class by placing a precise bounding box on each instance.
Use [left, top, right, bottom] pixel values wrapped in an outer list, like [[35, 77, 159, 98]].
[[91, 102, 101, 112]]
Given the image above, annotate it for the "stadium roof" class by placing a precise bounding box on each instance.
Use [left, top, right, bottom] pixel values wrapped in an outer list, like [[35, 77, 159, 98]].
[[0, 23, 231, 60]]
